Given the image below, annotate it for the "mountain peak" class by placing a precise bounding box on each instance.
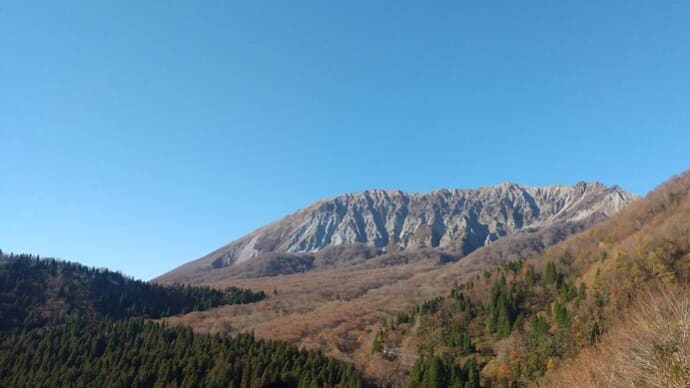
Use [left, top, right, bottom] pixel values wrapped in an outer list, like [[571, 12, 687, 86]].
[[158, 182, 636, 282]]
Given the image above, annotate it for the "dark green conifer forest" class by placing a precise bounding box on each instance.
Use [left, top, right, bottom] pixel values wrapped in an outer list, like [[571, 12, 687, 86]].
[[0, 319, 361, 388], [0, 252, 361, 388], [0, 253, 266, 331]]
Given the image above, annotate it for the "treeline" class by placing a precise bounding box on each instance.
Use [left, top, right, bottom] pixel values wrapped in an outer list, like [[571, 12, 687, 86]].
[[0, 253, 265, 331], [0, 318, 361, 388]]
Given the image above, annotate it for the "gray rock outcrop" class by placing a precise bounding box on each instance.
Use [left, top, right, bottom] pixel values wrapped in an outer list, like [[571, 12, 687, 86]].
[[160, 182, 636, 281]]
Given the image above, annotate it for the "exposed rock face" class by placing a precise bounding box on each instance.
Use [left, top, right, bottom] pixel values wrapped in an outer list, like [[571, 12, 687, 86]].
[[159, 182, 636, 281]]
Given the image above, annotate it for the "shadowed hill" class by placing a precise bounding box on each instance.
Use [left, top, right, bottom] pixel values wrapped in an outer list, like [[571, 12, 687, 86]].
[[0, 253, 362, 388], [0, 253, 265, 332]]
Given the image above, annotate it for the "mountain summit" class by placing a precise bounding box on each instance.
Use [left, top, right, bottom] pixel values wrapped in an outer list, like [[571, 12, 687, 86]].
[[158, 182, 635, 282]]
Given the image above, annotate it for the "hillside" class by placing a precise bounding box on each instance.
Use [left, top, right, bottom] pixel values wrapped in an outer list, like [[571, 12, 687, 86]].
[[368, 170, 690, 386], [158, 182, 634, 283], [0, 253, 265, 332], [0, 253, 362, 387]]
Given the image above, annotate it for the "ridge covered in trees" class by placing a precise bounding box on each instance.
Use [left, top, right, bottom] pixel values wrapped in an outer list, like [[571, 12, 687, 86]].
[[0, 253, 266, 332], [0, 253, 362, 387]]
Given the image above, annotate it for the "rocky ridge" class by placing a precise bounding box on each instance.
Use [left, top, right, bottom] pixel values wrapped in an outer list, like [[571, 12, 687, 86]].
[[159, 182, 636, 282]]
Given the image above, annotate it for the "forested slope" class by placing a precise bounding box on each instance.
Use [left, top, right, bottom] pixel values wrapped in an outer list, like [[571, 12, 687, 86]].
[[0, 319, 361, 388], [0, 253, 362, 387], [0, 253, 265, 332], [372, 170, 690, 387]]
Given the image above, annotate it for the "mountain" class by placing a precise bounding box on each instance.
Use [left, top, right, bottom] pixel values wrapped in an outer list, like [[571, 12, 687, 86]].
[[158, 182, 635, 283], [152, 180, 637, 385]]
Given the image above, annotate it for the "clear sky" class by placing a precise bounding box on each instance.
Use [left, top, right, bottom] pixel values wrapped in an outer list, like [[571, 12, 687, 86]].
[[2, 2, 689, 280]]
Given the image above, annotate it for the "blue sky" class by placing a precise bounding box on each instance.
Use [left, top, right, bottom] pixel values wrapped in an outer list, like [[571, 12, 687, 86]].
[[2, 2, 689, 280]]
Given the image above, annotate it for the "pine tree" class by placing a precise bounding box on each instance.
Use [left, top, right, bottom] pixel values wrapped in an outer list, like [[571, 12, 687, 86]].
[[543, 262, 558, 287]]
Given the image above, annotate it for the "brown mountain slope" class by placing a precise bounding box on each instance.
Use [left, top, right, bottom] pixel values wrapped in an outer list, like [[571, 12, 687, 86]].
[[541, 170, 690, 386], [157, 182, 634, 284], [366, 169, 690, 386]]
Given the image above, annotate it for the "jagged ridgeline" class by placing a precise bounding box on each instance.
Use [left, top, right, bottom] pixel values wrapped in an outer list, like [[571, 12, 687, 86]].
[[0, 252, 265, 331], [158, 182, 635, 283]]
